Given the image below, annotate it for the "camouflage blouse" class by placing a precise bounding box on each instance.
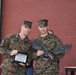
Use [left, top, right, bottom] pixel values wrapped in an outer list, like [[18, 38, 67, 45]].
[[0, 33, 35, 74], [34, 33, 65, 75]]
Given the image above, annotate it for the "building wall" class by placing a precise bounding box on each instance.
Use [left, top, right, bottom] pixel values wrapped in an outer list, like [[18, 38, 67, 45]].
[[0, 0, 76, 75]]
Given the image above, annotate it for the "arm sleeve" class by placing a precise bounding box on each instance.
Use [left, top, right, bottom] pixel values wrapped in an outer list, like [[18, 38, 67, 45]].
[[54, 35, 65, 59], [0, 35, 11, 56], [31, 47, 38, 60]]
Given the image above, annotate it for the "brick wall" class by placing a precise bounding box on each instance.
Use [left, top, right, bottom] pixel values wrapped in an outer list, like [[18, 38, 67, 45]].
[[1, 0, 76, 75]]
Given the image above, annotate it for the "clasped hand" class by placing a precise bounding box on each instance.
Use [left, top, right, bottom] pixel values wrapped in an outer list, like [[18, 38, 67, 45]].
[[10, 50, 26, 66], [36, 50, 53, 60]]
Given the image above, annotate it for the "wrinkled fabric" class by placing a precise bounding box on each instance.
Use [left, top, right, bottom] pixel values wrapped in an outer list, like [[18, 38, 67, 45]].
[[34, 33, 65, 75], [0, 33, 35, 75]]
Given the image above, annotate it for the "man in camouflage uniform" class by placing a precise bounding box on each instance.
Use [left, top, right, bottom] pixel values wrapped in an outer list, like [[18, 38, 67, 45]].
[[0, 20, 35, 75], [34, 19, 65, 75]]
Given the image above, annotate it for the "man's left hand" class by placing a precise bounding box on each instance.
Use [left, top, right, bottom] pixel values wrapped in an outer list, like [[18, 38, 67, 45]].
[[19, 63, 25, 66]]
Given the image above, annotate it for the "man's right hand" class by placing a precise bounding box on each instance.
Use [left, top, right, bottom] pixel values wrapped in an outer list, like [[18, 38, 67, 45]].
[[10, 50, 18, 56], [36, 50, 44, 56]]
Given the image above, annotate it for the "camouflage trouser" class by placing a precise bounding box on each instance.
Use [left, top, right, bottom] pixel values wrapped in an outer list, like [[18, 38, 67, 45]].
[[1, 68, 26, 75]]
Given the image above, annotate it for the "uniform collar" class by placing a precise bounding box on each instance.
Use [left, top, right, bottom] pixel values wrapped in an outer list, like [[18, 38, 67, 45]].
[[16, 32, 28, 41], [39, 33, 51, 38]]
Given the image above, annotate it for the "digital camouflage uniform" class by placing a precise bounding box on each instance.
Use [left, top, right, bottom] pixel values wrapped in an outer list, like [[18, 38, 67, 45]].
[[0, 33, 35, 75], [34, 33, 65, 75]]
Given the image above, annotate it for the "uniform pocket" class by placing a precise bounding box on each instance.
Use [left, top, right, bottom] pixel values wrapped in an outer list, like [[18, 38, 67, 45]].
[[1, 59, 18, 73]]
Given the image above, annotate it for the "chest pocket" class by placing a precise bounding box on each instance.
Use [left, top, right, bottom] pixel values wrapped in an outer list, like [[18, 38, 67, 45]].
[[40, 37, 56, 51], [9, 38, 31, 53]]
